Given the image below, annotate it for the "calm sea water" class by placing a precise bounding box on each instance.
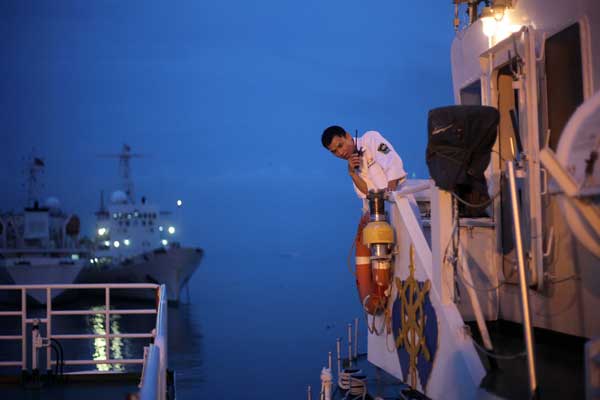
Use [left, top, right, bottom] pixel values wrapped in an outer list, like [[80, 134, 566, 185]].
[[171, 248, 364, 399], [172, 180, 367, 398]]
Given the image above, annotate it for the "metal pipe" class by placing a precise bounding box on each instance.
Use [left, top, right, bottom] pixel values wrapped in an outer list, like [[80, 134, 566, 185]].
[[21, 289, 26, 371], [507, 161, 538, 397], [354, 317, 358, 360], [347, 324, 352, 367], [336, 338, 341, 378], [46, 287, 51, 371]]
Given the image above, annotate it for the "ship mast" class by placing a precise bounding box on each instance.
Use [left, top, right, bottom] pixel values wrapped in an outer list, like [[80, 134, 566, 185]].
[[99, 144, 143, 204], [25, 155, 45, 208]]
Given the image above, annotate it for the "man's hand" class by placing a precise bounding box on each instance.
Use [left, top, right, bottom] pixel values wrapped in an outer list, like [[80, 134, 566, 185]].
[[347, 153, 361, 174], [386, 179, 400, 192]]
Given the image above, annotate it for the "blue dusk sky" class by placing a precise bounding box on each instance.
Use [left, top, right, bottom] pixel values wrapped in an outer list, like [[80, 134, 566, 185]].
[[1, 1, 455, 247]]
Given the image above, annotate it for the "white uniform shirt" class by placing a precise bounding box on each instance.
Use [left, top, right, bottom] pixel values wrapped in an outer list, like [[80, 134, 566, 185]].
[[352, 130, 407, 199]]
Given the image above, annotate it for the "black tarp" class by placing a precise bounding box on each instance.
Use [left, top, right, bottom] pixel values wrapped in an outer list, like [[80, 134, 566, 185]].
[[426, 105, 499, 217]]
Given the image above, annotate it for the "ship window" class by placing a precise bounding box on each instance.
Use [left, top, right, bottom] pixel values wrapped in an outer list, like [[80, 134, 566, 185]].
[[460, 80, 482, 105], [545, 23, 584, 151]]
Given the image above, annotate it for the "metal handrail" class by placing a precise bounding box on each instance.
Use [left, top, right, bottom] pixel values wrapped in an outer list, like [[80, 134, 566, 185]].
[[0, 283, 161, 371], [139, 284, 168, 400]]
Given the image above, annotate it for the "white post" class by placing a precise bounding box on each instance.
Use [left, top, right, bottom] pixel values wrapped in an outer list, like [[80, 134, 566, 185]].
[[21, 289, 27, 371], [320, 367, 333, 400], [353, 317, 358, 360], [328, 352, 332, 370], [347, 323, 352, 367], [336, 338, 341, 377], [431, 187, 454, 304], [307, 384, 312, 400], [46, 287, 52, 371]]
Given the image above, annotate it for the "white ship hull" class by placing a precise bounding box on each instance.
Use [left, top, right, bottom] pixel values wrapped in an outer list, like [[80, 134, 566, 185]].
[[0, 258, 86, 304], [77, 246, 203, 303]]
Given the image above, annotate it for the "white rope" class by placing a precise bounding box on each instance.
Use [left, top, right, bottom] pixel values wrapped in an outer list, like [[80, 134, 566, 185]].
[[338, 368, 367, 400], [320, 367, 333, 400]]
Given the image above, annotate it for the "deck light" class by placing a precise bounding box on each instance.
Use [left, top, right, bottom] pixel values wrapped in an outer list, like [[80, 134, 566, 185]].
[[480, 7, 499, 37], [113, 241, 120, 248], [124, 239, 131, 246], [168, 226, 175, 235], [480, 4, 521, 41], [176, 199, 183, 207], [98, 227, 107, 236], [161, 239, 168, 246]]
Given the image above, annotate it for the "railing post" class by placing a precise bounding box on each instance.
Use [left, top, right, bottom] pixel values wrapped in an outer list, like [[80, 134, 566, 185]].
[[21, 288, 27, 372], [105, 287, 111, 367], [46, 287, 52, 372]]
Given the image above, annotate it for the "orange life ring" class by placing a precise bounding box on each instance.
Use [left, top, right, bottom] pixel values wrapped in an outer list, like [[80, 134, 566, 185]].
[[355, 213, 390, 315]]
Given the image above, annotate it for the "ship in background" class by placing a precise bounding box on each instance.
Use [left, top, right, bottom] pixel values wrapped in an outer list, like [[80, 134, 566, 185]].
[[76, 145, 203, 303], [319, 1, 600, 399], [0, 156, 89, 304]]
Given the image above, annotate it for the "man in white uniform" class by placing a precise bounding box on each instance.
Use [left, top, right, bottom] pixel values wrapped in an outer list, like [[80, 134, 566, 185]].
[[321, 125, 407, 198]]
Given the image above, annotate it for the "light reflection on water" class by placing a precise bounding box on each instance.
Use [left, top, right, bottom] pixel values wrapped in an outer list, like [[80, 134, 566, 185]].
[[88, 307, 125, 372]]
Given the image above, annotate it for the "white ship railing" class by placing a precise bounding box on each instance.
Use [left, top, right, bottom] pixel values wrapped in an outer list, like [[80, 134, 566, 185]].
[[139, 284, 168, 400], [0, 283, 160, 371]]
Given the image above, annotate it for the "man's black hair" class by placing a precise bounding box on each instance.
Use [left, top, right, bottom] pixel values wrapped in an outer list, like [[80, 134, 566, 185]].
[[321, 125, 346, 148]]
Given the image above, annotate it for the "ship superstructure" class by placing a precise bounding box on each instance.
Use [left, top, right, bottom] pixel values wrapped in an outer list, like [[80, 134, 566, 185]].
[[319, 1, 600, 399], [78, 145, 202, 303], [0, 156, 88, 303]]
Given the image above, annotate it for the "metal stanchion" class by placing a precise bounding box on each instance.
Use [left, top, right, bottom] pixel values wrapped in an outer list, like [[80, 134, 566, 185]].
[[507, 161, 539, 399]]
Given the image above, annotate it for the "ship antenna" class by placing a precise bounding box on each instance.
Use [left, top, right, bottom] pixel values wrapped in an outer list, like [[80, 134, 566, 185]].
[[99, 190, 106, 212], [120, 144, 134, 203], [25, 153, 45, 208]]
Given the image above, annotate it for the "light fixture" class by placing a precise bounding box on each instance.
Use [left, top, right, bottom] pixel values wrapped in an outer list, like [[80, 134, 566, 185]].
[[97, 227, 107, 236], [161, 239, 168, 246], [113, 240, 120, 248], [168, 226, 175, 235], [124, 239, 131, 246], [176, 199, 183, 207], [480, 6, 498, 38], [480, 2, 521, 41]]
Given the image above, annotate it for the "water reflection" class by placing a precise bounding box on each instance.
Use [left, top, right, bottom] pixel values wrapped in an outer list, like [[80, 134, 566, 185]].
[[89, 306, 124, 372]]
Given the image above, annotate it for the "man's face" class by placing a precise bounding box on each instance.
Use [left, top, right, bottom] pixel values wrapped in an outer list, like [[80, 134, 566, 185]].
[[327, 133, 355, 160]]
